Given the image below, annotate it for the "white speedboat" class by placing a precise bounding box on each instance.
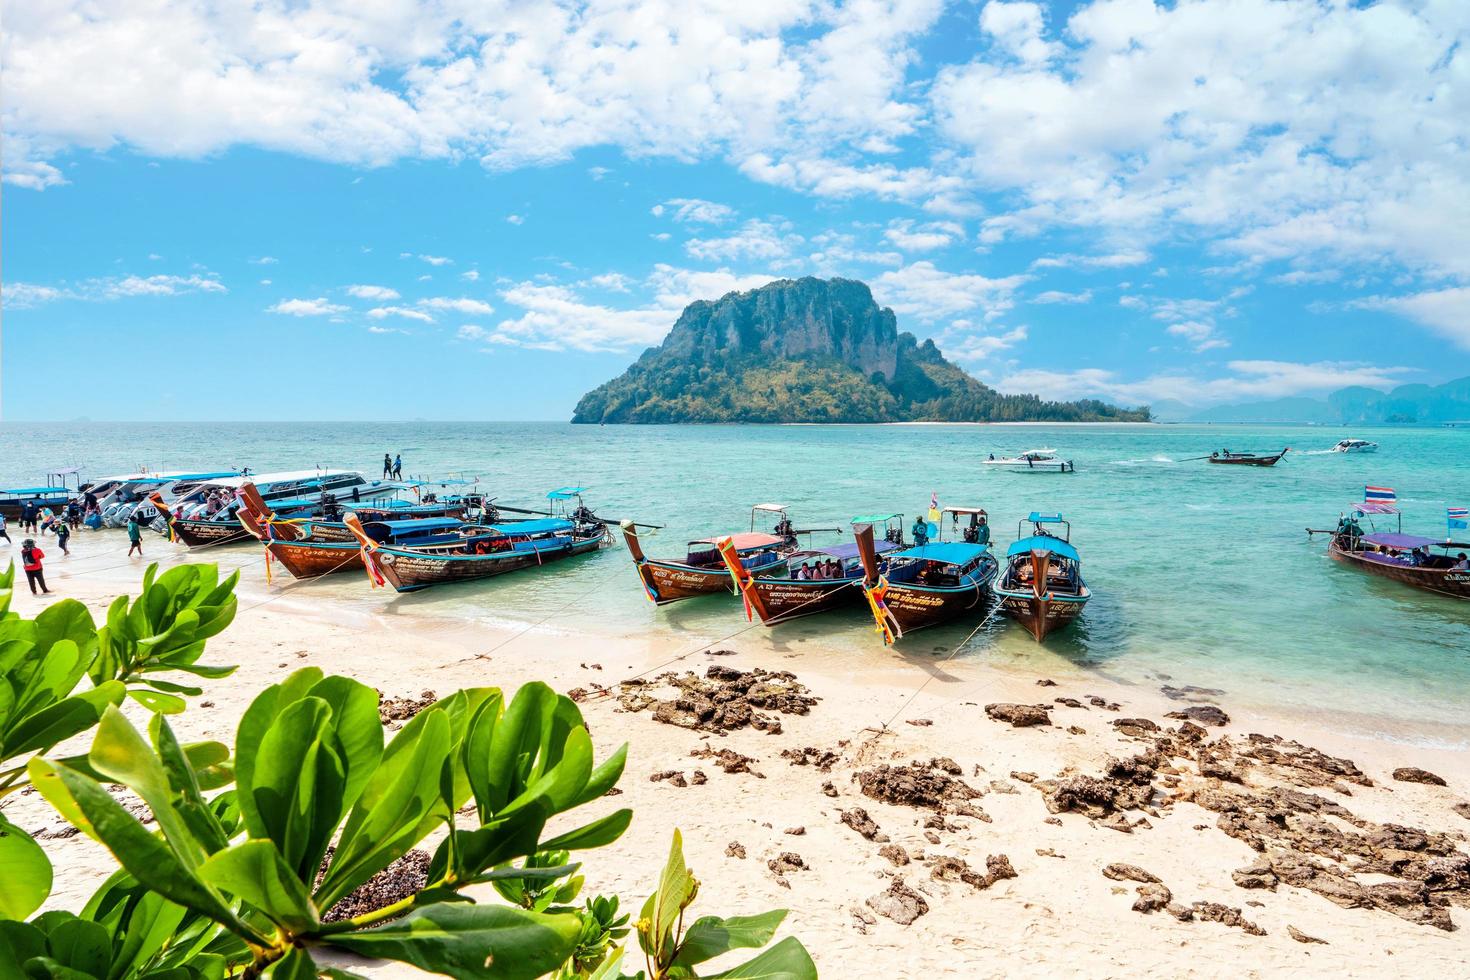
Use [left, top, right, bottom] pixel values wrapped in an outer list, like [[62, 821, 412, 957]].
[[983, 449, 1076, 473], [1330, 439, 1378, 454]]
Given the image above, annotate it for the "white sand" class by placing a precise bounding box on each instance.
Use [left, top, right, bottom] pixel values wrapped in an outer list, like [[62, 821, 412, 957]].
[[5, 531, 1467, 978]]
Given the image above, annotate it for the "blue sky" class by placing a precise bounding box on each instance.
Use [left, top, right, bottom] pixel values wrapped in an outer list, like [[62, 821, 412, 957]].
[[4, 0, 1469, 421]]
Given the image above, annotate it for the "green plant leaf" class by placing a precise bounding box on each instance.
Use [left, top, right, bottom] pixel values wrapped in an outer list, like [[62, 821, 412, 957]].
[[0, 812, 52, 919], [672, 911, 787, 969], [233, 669, 323, 842], [265, 946, 318, 980], [33, 600, 98, 664], [2, 681, 125, 759], [704, 936, 817, 979], [41, 916, 112, 978], [127, 689, 188, 714], [540, 809, 632, 852], [87, 706, 206, 869], [246, 697, 345, 879], [199, 840, 320, 935], [327, 902, 580, 980]]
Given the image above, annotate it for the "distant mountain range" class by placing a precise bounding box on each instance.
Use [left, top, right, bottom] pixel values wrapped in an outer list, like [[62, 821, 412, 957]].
[[572, 277, 1148, 424], [1153, 376, 1470, 424]]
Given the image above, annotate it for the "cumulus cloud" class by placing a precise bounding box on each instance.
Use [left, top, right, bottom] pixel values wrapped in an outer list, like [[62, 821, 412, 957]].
[[941, 324, 1029, 361], [654, 198, 737, 224], [1032, 289, 1092, 305], [1353, 287, 1470, 350], [419, 296, 495, 316], [367, 305, 435, 323], [685, 219, 801, 262], [492, 283, 672, 352], [269, 297, 346, 316], [872, 261, 1028, 321], [346, 284, 400, 300], [883, 219, 964, 252]]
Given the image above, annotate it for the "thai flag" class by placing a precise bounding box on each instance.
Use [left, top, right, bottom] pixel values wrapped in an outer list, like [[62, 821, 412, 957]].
[[1365, 485, 1396, 505], [1450, 507, 1469, 531]]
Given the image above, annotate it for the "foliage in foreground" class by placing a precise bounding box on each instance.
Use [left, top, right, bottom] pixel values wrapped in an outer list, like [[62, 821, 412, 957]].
[[0, 563, 238, 920]]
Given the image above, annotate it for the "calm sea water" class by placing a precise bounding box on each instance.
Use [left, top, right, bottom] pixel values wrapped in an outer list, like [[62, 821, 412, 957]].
[[3, 421, 1468, 738]]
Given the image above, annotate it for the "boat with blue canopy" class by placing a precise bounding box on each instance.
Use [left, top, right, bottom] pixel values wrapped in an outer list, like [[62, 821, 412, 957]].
[[854, 505, 1000, 644], [720, 530, 902, 626], [153, 470, 406, 548], [343, 489, 614, 592], [231, 478, 485, 545], [621, 503, 801, 605], [239, 511, 495, 582], [993, 512, 1090, 641]]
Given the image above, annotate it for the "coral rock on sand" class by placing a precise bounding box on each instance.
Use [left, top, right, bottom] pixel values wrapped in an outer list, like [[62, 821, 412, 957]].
[[1165, 705, 1231, 727], [1132, 882, 1172, 913], [1189, 902, 1266, 936], [782, 746, 840, 771], [650, 770, 688, 787], [767, 852, 807, 876], [840, 807, 889, 842], [1454, 802, 1470, 821], [378, 690, 436, 727], [620, 666, 817, 735], [1112, 717, 1160, 737], [985, 703, 1052, 727], [865, 878, 929, 925], [1036, 678, 1058, 687], [1288, 925, 1329, 944], [856, 760, 983, 810], [725, 841, 746, 859], [1103, 863, 1161, 884], [822, 781, 839, 798], [690, 746, 765, 777], [879, 843, 911, 866], [1393, 767, 1448, 786], [929, 854, 1017, 891]]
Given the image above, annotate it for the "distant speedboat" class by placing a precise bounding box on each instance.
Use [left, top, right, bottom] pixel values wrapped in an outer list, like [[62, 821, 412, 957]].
[[1330, 439, 1378, 454], [983, 449, 1076, 473]]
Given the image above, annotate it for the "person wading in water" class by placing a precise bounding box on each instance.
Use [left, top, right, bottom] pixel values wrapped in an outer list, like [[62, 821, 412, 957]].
[[22, 539, 49, 594], [127, 515, 145, 557]]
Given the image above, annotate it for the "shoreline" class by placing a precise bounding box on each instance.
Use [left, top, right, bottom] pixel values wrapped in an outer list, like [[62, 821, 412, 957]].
[[5, 531, 1468, 976]]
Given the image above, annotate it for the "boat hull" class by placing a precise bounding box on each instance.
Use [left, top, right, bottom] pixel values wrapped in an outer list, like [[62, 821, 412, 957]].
[[996, 588, 1089, 641], [265, 540, 365, 580], [1329, 541, 1470, 600], [169, 517, 250, 549], [871, 555, 999, 639], [633, 558, 789, 605], [1207, 450, 1287, 466], [983, 462, 1075, 474], [741, 577, 862, 625], [372, 527, 609, 593]]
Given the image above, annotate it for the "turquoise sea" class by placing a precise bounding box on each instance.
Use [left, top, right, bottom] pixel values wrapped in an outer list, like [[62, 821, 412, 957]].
[[3, 421, 1468, 741]]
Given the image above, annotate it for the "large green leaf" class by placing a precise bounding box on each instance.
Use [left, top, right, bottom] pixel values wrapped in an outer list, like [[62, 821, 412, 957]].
[[646, 830, 695, 961], [33, 600, 98, 665], [233, 669, 322, 842], [539, 809, 632, 853], [246, 697, 345, 879], [327, 903, 580, 980], [2, 681, 125, 759], [40, 916, 112, 978], [265, 947, 318, 980], [87, 707, 205, 869], [705, 936, 817, 979], [199, 840, 319, 935], [672, 911, 787, 969], [300, 676, 382, 815], [0, 812, 51, 919]]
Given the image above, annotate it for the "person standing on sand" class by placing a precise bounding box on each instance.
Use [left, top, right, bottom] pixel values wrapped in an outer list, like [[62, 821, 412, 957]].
[[127, 515, 144, 557], [0, 512, 9, 544], [55, 519, 71, 556], [21, 539, 49, 594], [383, 453, 393, 478]]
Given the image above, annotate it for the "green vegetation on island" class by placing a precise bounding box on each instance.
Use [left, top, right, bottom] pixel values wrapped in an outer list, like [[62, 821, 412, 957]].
[[572, 277, 1149, 424]]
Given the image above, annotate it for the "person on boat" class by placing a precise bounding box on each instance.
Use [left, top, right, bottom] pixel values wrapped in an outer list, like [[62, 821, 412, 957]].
[[976, 515, 991, 546], [912, 516, 929, 547], [21, 539, 49, 594], [127, 515, 145, 557], [55, 519, 71, 556], [383, 453, 393, 478], [795, 564, 810, 581], [1452, 553, 1469, 571]]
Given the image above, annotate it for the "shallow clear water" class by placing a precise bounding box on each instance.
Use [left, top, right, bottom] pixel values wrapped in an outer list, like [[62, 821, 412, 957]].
[[4, 421, 1468, 736]]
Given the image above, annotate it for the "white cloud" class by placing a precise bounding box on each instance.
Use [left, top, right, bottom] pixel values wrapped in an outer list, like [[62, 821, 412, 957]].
[[1031, 251, 1149, 270], [872, 261, 1028, 321], [250, 256, 278, 265], [979, 2, 1058, 66], [493, 283, 672, 352], [346, 284, 400, 300], [269, 297, 347, 316], [883, 219, 964, 252], [418, 254, 452, 266], [1353, 288, 1470, 350], [942, 325, 1029, 361], [998, 360, 1415, 408], [460, 269, 480, 282], [587, 166, 611, 181], [1165, 320, 1229, 353], [654, 198, 737, 224], [645, 265, 778, 311], [584, 273, 633, 292], [505, 214, 524, 225], [685, 219, 801, 262], [419, 297, 495, 316], [367, 305, 435, 323], [2, 283, 64, 309], [1032, 289, 1092, 305]]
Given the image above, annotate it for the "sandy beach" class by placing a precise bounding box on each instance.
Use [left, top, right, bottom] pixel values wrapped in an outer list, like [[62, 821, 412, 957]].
[[5, 531, 1468, 978]]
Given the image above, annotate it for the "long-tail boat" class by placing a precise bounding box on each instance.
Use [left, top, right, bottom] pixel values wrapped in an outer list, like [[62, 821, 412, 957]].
[[854, 507, 999, 644], [1310, 492, 1470, 600], [240, 509, 482, 582], [153, 471, 405, 548], [993, 512, 1090, 641], [233, 480, 480, 544], [344, 488, 611, 593], [1206, 448, 1289, 466], [622, 503, 799, 605], [719, 532, 900, 626]]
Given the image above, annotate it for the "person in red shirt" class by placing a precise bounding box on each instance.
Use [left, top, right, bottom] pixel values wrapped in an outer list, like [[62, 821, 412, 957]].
[[21, 538, 50, 595]]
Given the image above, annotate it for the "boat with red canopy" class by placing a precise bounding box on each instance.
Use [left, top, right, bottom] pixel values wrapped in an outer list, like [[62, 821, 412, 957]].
[[622, 504, 799, 605], [719, 531, 901, 626]]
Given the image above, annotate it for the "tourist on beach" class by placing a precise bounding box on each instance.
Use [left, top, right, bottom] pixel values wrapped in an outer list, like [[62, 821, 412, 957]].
[[20, 501, 36, 533], [393, 454, 403, 479], [21, 539, 49, 594], [0, 513, 10, 544], [127, 515, 144, 557], [383, 453, 393, 478], [55, 519, 71, 556]]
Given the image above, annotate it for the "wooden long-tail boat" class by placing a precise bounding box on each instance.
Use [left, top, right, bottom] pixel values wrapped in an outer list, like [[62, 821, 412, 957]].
[[154, 470, 403, 548], [234, 481, 476, 544], [993, 512, 1090, 641], [240, 507, 480, 582], [1206, 448, 1289, 466], [343, 489, 612, 593], [854, 507, 999, 644], [1311, 496, 1470, 600], [719, 534, 901, 626], [622, 504, 799, 605]]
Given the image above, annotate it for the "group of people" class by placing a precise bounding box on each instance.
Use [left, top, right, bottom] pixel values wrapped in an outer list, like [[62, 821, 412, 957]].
[[793, 558, 847, 581], [382, 453, 403, 479]]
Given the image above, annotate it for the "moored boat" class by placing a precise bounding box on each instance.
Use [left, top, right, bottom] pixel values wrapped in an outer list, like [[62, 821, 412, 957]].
[[719, 533, 901, 626], [155, 470, 405, 548], [344, 488, 613, 593], [1314, 489, 1470, 600], [983, 449, 1076, 473], [1206, 447, 1289, 466], [233, 480, 480, 543], [854, 506, 999, 644], [993, 512, 1090, 641], [622, 504, 798, 605], [241, 511, 482, 581]]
